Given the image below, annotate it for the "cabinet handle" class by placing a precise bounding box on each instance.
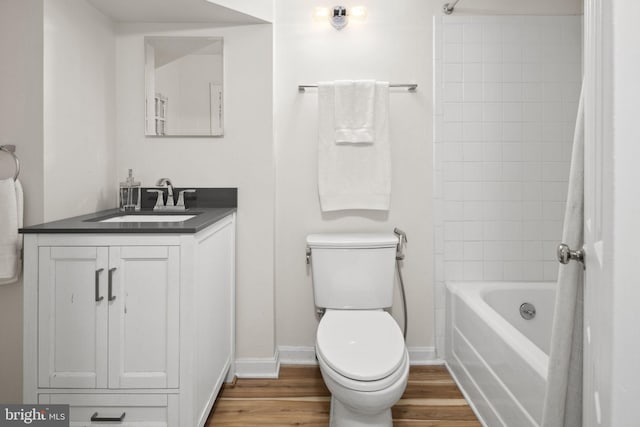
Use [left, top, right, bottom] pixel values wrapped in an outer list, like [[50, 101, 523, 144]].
[[108, 267, 117, 301], [90, 412, 126, 422], [95, 268, 104, 302]]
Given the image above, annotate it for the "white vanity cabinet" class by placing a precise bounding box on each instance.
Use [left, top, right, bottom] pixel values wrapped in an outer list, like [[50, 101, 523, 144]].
[[23, 213, 236, 427]]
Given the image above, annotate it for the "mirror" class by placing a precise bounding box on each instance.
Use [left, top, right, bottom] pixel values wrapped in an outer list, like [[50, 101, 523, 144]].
[[145, 36, 223, 136]]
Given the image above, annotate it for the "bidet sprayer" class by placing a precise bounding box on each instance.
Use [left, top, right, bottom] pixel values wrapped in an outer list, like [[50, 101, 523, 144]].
[[393, 228, 408, 261]]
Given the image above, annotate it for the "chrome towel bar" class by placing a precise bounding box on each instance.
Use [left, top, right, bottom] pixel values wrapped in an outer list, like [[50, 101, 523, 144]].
[[0, 145, 20, 181], [298, 83, 417, 92]]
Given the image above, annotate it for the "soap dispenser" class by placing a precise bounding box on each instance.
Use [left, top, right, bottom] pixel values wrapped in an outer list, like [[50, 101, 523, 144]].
[[119, 169, 141, 211]]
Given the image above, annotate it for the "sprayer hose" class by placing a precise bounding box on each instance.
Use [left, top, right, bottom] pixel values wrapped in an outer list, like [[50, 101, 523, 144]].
[[396, 258, 408, 340]]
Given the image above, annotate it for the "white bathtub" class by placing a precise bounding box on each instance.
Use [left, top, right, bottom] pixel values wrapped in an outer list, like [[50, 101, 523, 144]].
[[445, 281, 555, 427]]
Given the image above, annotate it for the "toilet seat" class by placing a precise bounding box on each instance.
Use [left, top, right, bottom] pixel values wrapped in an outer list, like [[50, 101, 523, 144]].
[[316, 310, 406, 383]]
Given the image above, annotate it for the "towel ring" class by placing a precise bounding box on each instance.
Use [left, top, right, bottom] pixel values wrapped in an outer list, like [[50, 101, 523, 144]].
[[0, 145, 20, 181]]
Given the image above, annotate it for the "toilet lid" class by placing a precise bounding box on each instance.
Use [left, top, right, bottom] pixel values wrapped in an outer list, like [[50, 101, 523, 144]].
[[316, 311, 405, 382]]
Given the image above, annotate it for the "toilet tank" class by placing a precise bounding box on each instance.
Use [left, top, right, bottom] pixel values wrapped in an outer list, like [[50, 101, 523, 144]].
[[306, 233, 398, 309]]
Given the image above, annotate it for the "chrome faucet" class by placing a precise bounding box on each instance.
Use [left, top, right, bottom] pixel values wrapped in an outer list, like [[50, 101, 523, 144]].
[[146, 178, 195, 211], [156, 178, 175, 207]]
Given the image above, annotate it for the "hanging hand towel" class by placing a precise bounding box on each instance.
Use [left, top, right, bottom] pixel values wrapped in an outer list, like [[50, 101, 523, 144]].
[[0, 178, 23, 285], [334, 80, 376, 144], [318, 81, 391, 211]]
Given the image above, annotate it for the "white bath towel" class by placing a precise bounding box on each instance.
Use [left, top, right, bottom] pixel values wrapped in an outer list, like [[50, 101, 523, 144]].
[[334, 80, 376, 143], [318, 81, 391, 211], [0, 178, 23, 285]]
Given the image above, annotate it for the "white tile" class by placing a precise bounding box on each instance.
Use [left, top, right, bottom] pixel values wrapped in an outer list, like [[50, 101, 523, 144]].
[[502, 44, 523, 63], [435, 226, 444, 254], [521, 162, 542, 181], [523, 83, 544, 102], [522, 262, 544, 280], [522, 182, 542, 201], [523, 241, 543, 260], [543, 261, 558, 281], [464, 242, 484, 260], [443, 122, 463, 141], [502, 144, 522, 162], [543, 201, 565, 221], [444, 182, 464, 201], [483, 143, 502, 162], [444, 143, 464, 161], [503, 103, 523, 122], [444, 43, 463, 63], [445, 261, 465, 280], [463, 83, 483, 102], [523, 103, 543, 122], [541, 103, 564, 123], [463, 143, 484, 161], [444, 201, 465, 221], [444, 24, 463, 44], [522, 63, 544, 82], [522, 124, 542, 143], [502, 241, 523, 261], [483, 83, 502, 102], [502, 200, 523, 220], [483, 162, 502, 180], [443, 103, 463, 122], [444, 63, 463, 83], [503, 123, 522, 141], [463, 162, 484, 181], [483, 123, 503, 142], [464, 63, 483, 82], [483, 182, 503, 201], [522, 201, 543, 220], [482, 24, 502, 43], [503, 262, 524, 280], [463, 261, 484, 280], [464, 221, 484, 240], [542, 241, 558, 261], [542, 162, 569, 182], [463, 182, 484, 201], [462, 122, 483, 141], [542, 182, 568, 202], [502, 162, 523, 181], [502, 23, 523, 43], [443, 162, 464, 182], [444, 221, 465, 240], [445, 241, 464, 260], [503, 63, 523, 83], [463, 23, 483, 43], [443, 83, 464, 102], [483, 242, 503, 261], [483, 63, 503, 83], [435, 254, 444, 281], [463, 103, 483, 122], [483, 103, 502, 122], [542, 83, 564, 102], [463, 44, 483, 63], [503, 182, 523, 201], [482, 201, 503, 221], [482, 45, 502, 63], [463, 202, 485, 221], [483, 262, 504, 280], [502, 83, 523, 102], [522, 221, 543, 240]]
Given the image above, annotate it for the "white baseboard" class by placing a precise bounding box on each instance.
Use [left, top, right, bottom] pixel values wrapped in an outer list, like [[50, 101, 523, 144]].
[[276, 345, 442, 366], [278, 346, 317, 365], [234, 350, 280, 378], [408, 346, 442, 365]]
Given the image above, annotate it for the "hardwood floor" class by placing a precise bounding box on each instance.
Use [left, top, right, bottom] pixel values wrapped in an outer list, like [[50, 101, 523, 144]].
[[206, 365, 481, 426]]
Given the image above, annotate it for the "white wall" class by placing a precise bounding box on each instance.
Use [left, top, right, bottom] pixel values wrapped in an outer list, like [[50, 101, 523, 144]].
[[274, 0, 434, 360], [115, 23, 275, 360], [43, 0, 117, 221], [208, 0, 273, 23]]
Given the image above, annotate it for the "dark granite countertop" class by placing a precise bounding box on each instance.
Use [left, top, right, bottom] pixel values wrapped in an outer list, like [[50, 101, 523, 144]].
[[20, 188, 237, 234]]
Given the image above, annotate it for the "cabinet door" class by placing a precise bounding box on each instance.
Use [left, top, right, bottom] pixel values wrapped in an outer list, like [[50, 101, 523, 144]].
[[38, 247, 109, 389], [108, 246, 180, 389]]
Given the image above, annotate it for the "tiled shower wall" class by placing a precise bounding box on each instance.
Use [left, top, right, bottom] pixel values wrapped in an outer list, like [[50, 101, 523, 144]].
[[433, 15, 582, 354]]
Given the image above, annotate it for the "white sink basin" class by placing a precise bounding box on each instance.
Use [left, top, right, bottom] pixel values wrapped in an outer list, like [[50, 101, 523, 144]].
[[100, 214, 195, 223]]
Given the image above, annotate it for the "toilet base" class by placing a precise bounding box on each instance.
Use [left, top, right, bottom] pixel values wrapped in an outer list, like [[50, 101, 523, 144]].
[[330, 396, 393, 427]]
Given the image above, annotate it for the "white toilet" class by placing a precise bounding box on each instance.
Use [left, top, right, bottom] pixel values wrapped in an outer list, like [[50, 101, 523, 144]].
[[306, 233, 409, 427]]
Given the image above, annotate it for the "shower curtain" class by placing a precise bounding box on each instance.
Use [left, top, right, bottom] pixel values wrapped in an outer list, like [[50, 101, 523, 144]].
[[541, 88, 584, 427]]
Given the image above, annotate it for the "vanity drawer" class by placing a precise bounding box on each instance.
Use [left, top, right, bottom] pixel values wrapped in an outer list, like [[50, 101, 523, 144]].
[[38, 394, 177, 426]]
